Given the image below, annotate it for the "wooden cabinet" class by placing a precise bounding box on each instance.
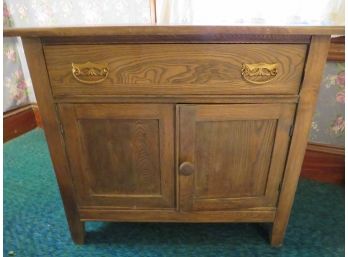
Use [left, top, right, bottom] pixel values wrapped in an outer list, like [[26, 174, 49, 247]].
[[6, 25, 343, 247]]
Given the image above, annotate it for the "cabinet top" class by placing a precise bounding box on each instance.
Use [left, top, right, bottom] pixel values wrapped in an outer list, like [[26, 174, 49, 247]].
[[3, 25, 345, 38]]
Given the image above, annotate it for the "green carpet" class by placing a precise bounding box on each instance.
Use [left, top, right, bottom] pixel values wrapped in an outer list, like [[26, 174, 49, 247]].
[[4, 128, 344, 257]]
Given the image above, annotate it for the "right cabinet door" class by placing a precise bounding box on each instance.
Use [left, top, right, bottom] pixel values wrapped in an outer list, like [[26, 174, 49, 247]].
[[178, 104, 295, 211]]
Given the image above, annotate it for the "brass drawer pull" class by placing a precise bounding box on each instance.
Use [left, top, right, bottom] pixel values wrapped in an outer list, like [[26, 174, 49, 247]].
[[72, 62, 109, 84], [241, 63, 278, 84]]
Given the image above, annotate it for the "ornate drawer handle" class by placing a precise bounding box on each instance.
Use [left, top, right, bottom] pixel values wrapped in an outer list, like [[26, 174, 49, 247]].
[[72, 62, 109, 84], [241, 63, 278, 85]]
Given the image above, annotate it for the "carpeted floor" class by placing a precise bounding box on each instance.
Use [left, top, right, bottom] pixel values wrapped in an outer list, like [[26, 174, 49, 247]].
[[4, 128, 344, 257]]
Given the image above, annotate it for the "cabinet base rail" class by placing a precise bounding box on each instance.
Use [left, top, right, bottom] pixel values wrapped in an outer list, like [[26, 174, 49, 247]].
[[79, 209, 276, 222]]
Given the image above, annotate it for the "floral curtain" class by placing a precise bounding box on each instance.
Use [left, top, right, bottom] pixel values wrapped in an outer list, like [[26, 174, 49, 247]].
[[3, 38, 33, 110], [310, 62, 345, 146], [156, 0, 344, 25], [3, 2, 34, 112], [4, 0, 151, 27]]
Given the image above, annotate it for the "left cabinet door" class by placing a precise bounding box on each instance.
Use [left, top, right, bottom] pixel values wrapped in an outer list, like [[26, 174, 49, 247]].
[[59, 104, 175, 209]]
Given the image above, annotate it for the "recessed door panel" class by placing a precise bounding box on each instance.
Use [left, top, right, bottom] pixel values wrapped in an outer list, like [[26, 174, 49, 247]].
[[59, 104, 174, 209], [178, 104, 295, 211]]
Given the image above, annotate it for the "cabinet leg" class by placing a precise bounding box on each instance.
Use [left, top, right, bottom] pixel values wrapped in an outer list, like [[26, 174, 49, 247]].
[[68, 218, 85, 244], [270, 221, 286, 247]]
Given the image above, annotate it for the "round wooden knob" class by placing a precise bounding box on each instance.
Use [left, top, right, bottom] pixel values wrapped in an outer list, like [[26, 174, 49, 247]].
[[179, 162, 194, 176]]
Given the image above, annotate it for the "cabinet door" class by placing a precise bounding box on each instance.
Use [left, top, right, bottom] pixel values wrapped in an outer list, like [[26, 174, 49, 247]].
[[59, 104, 174, 209], [178, 104, 295, 211]]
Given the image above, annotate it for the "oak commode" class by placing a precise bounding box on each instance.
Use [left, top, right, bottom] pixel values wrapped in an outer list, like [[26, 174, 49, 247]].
[[4, 25, 344, 246]]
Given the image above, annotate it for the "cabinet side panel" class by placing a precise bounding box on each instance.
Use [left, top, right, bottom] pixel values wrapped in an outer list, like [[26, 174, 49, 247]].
[[21, 38, 84, 243], [271, 35, 332, 246]]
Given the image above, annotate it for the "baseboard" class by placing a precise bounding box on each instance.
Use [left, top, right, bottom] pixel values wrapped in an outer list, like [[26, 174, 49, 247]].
[[32, 104, 43, 127], [3, 104, 39, 142], [301, 142, 345, 185], [327, 36, 345, 61]]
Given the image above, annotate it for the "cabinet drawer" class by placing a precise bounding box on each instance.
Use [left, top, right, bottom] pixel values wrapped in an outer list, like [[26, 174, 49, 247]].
[[44, 44, 307, 97]]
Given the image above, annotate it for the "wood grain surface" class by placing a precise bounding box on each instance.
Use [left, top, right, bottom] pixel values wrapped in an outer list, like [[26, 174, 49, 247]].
[[271, 35, 332, 247], [59, 104, 175, 209], [194, 119, 277, 198], [22, 38, 85, 244], [53, 95, 299, 104], [79, 119, 161, 195], [178, 104, 295, 212], [44, 44, 307, 96], [79, 209, 276, 222], [3, 25, 344, 38], [41, 34, 312, 44]]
